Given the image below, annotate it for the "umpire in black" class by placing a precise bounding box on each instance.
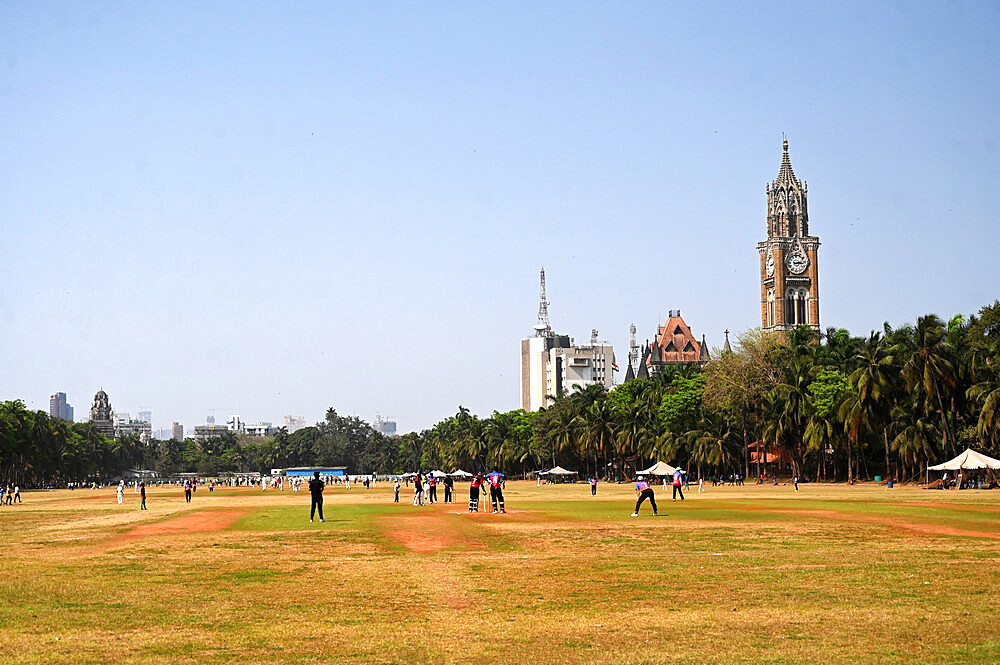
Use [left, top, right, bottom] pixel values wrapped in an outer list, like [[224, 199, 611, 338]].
[[309, 471, 325, 522]]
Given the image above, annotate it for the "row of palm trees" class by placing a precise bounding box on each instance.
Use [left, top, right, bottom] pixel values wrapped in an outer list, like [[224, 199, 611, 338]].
[[395, 304, 1000, 482]]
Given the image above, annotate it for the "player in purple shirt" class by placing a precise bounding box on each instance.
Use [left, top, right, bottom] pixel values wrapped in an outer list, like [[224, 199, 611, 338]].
[[631, 475, 658, 517]]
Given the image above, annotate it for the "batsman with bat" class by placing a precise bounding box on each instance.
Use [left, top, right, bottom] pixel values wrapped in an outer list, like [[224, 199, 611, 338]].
[[486, 467, 505, 513]]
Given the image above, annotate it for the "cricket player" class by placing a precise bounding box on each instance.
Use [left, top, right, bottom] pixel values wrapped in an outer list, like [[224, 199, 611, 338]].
[[469, 472, 485, 512], [631, 475, 658, 517], [486, 467, 505, 513]]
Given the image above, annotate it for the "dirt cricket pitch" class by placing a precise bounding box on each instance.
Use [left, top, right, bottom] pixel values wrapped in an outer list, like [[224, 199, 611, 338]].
[[1, 481, 998, 664]]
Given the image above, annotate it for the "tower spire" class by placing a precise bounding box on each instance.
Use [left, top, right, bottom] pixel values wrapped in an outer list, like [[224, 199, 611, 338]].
[[534, 268, 551, 336], [777, 135, 797, 184]]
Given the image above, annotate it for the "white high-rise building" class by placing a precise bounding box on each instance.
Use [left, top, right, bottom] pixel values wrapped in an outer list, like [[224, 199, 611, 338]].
[[283, 415, 308, 433], [519, 270, 615, 411]]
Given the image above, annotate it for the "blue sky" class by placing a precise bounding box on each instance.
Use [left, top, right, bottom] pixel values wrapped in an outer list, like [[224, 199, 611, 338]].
[[2, 2, 997, 433]]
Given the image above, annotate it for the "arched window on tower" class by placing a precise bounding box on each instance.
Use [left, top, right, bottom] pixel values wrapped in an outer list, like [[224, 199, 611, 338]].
[[785, 288, 796, 325], [767, 289, 775, 327], [799, 288, 810, 325]]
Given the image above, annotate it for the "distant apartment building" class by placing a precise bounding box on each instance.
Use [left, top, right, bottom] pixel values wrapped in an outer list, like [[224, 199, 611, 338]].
[[193, 424, 231, 442], [374, 415, 397, 437], [283, 415, 308, 433], [171, 422, 184, 441], [115, 413, 153, 442], [245, 422, 280, 437], [137, 410, 152, 424], [49, 392, 74, 421], [226, 415, 245, 433]]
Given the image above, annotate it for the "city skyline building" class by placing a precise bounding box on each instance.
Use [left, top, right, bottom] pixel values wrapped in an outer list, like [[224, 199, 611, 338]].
[[171, 422, 184, 441], [114, 412, 152, 442], [283, 415, 308, 433], [374, 415, 397, 437], [520, 269, 615, 411], [49, 392, 74, 422]]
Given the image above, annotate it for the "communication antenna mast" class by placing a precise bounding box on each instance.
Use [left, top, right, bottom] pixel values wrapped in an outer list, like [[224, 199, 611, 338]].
[[628, 324, 639, 372], [590, 329, 599, 345], [533, 267, 552, 337]]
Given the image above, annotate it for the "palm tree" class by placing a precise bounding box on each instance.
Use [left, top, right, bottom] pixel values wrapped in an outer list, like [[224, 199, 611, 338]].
[[615, 401, 652, 477], [889, 402, 941, 481], [849, 332, 899, 479], [689, 413, 736, 478], [968, 367, 1000, 451], [575, 400, 616, 478], [773, 356, 813, 479], [902, 315, 958, 456]]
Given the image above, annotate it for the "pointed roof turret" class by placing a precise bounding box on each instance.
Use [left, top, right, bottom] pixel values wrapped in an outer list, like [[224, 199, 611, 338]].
[[776, 136, 797, 184], [700, 334, 710, 362], [723, 329, 733, 355], [637, 359, 649, 379], [624, 363, 635, 382]]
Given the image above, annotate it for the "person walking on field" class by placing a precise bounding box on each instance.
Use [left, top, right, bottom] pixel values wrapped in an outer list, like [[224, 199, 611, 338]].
[[12, 485, 20, 503], [487, 468, 505, 513], [672, 468, 685, 502], [393, 479, 401, 503], [139, 482, 148, 510], [117, 481, 124, 505], [631, 475, 658, 517], [309, 471, 325, 522], [184, 479, 193, 504], [469, 472, 484, 512], [427, 475, 438, 504], [443, 475, 453, 503], [589, 477, 598, 496]]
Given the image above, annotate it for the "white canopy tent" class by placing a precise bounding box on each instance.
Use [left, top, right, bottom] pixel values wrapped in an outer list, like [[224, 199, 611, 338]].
[[449, 469, 474, 478], [928, 449, 1000, 471], [638, 461, 677, 476], [429, 470, 449, 478], [539, 466, 577, 476]]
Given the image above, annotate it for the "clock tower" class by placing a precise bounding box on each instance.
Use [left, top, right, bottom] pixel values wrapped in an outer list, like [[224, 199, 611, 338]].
[[758, 138, 820, 332]]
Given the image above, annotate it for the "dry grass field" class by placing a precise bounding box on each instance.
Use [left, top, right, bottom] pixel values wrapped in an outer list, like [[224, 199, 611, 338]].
[[1, 480, 998, 664]]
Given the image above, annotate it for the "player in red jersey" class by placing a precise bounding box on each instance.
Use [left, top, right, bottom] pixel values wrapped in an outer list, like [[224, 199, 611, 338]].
[[469, 472, 484, 512], [631, 475, 658, 517], [486, 467, 505, 513]]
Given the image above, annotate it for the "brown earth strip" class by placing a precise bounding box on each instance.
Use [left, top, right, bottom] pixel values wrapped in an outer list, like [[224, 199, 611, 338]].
[[379, 510, 499, 553], [745, 506, 1000, 540], [112, 508, 252, 544]]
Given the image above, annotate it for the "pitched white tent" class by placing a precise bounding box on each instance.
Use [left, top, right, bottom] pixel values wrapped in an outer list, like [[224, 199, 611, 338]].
[[540, 466, 577, 476], [639, 461, 677, 476], [429, 470, 449, 478], [928, 448, 1000, 471], [450, 469, 474, 478]]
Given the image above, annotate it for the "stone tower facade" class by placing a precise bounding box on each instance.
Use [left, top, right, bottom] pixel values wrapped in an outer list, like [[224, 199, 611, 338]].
[[757, 139, 820, 332], [89, 389, 116, 439]]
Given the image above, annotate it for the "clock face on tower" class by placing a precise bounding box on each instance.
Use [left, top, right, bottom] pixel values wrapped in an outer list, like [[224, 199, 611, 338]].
[[765, 253, 774, 276], [786, 250, 808, 275]]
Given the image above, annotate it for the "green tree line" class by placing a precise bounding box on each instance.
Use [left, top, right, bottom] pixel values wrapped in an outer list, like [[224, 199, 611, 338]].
[[3, 303, 998, 486]]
